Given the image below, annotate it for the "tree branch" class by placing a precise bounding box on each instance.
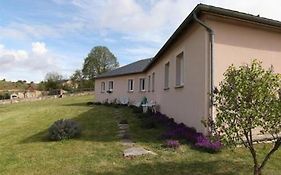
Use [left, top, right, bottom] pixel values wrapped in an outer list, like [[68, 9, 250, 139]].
[[259, 138, 281, 170]]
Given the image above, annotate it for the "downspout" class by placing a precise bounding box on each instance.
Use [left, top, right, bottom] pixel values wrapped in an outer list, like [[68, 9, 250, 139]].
[[193, 13, 215, 133]]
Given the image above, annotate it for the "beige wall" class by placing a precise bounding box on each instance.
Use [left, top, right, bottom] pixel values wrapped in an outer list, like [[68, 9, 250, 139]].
[[95, 73, 148, 104], [95, 23, 209, 133], [95, 14, 281, 134], [205, 15, 281, 87]]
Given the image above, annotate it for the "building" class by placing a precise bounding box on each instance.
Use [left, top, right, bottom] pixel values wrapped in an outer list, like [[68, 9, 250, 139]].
[[94, 4, 281, 134]]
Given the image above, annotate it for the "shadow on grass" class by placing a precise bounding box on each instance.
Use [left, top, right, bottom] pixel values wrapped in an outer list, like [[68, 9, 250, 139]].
[[62, 102, 93, 107], [20, 105, 120, 144], [84, 160, 248, 175], [20, 102, 167, 145]]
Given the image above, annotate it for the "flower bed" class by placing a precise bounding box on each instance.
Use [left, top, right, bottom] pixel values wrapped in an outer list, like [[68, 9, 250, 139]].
[[153, 112, 222, 153], [96, 102, 223, 153]]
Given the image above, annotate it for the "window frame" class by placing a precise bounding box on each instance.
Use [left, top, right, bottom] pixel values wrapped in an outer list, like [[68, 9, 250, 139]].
[[164, 62, 170, 90], [128, 79, 134, 92], [175, 52, 184, 87], [148, 75, 151, 92], [101, 82, 105, 93], [108, 81, 114, 91], [152, 72, 155, 92], [139, 78, 146, 92]]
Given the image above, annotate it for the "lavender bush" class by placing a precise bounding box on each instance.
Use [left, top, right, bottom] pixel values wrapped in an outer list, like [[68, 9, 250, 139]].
[[163, 140, 180, 149], [152, 112, 222, 153], [195, 135, 222, 153]]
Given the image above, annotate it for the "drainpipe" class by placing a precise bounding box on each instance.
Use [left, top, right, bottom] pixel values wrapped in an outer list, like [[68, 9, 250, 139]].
[[193, 13, 215, 131]]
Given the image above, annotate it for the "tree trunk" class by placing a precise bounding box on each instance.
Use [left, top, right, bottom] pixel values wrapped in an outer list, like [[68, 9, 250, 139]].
[[254, 166, 262, 175]]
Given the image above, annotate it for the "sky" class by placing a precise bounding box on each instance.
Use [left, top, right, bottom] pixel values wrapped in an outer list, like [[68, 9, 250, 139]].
[[1, 0, 281, 82]]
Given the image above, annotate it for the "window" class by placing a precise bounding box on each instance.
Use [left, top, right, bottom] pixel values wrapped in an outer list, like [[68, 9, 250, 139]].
[[164, 62, 170, 89], [176, 52, 184, 86], [148, 75, 151, 92], [152, 72, 155, 92], [108, 81, 113, 91], [101, 82, 105, 93], [128, 79, 134, 92], [139, 78, 145, 91]]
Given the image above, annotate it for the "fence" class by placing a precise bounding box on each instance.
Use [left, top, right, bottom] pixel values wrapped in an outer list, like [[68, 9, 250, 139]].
[[0, 91, 94, 105]]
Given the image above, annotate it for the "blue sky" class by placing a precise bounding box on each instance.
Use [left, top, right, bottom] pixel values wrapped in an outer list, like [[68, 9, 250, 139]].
[[1, 0, 281, 82]]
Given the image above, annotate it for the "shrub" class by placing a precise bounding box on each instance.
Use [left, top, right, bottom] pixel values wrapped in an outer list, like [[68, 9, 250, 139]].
[[194, 135, 222, 153], [163, 140, 180, 149], [119, 119, 128, 124], [132, 106, 142, 113], [48, 119, 81, 141], [113, 104, 120, 108], [153, 112, 222, 153], [86, 101, 94, 105], [141, 118, 157, 129], [93, 102, 102, 105]]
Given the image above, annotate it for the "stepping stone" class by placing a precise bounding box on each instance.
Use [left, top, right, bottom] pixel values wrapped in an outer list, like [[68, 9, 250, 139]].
[[117, 130, 127, 134], [118, 124, 129, 130], [123, 147, 157, 157], [120, 139, 135, 147]]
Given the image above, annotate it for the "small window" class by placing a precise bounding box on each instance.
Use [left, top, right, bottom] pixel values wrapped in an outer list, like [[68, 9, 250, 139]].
[[108, 81, 113, 91], [164, 62, 169, 89], [176, 52, 184, 86], [139, 78, 145, 91], [128, 79, 134, 92], [152, 72, 155, 92], [101, 82, 105, 93], [148, 75, 151, 92]]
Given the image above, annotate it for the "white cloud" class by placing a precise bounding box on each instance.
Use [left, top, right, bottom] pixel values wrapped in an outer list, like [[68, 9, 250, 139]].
[[0, 44, 28, 62], [32, 42, 48, 55], [0, 43, 60, 82]]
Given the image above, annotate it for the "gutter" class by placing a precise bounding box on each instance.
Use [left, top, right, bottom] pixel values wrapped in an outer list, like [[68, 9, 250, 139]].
[[193, 13, 215, 129]]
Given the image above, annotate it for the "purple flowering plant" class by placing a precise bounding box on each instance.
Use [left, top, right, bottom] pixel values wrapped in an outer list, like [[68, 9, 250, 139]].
[[164, 139, 180, 149]]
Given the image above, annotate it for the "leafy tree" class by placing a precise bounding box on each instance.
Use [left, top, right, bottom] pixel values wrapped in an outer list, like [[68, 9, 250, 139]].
[[70, 70, 83, 88], [44, 72, 63, 90], [212, 60, 281, 175], [37, 81, 46, 91], [82, 46, 119, 79]]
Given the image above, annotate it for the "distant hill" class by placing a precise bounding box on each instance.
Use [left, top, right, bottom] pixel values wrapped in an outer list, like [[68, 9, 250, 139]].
[[0, 80, 33, 91]]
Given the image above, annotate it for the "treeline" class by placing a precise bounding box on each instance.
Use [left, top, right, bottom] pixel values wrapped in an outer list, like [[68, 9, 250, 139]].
[[0, 46, 119, 95]]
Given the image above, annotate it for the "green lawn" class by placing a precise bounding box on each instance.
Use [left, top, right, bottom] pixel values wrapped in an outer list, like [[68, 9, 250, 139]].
[[0, 95, 280, 175]]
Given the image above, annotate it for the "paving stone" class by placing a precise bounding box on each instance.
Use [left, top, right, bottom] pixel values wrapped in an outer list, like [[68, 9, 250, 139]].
[[117, 130, 127, 134], [123, 147, 157, 157], [120, 139, 135, 147], [118, 124, 129, 130]]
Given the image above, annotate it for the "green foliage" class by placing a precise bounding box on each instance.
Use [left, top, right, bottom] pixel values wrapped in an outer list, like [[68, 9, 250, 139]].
[[0, 92, 11, 100], [44, 72, 63, 90], [48, 119, 81, 141], [213, 59, 281, 175], [0, 80, 29, 91], [82, 46, 119, 79]]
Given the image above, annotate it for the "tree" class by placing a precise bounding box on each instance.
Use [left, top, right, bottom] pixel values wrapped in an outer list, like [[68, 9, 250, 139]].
[[37, 81, 46, 91], [82, 46, 119, 79], [212, 60, 281, 175], [44, 72, 63, 90], [71, 70, 83, 82], [70, 70, 83, 88]]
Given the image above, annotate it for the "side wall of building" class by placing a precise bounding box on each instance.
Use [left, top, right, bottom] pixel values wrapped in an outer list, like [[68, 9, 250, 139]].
[[95, 73, 147, 104], [145, 24, 209, 133], [95, 23, 209, 133], [205, 15, 281, 87]]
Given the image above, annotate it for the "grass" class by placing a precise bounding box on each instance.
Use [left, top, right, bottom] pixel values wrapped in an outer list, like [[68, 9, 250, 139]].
[[0, 95, 280, 175]]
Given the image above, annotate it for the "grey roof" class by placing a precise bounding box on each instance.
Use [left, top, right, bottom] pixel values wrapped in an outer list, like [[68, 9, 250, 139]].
[[96, 4, 281, 78], [95, 58, 152, 79]]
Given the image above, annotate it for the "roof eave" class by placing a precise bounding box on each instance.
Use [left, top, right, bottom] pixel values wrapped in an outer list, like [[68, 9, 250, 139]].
[[94, 71, 144, 80], [144, 4, 281, 71]]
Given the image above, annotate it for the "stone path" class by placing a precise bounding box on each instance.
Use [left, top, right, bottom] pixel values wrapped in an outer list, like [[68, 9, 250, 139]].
[[114, 110, 156, 157]]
